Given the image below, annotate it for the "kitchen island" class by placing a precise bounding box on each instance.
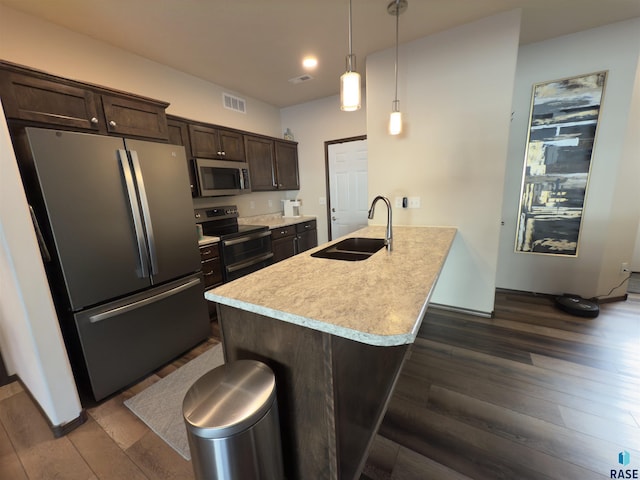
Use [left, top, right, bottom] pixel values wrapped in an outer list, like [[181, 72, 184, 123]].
[[205, 225, 456, 479]]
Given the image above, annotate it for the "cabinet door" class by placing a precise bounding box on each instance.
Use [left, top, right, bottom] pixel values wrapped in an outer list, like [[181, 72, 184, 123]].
[[0, 71, 101, 131], [168, 118, 196, 196], [188, 124, 219, 158], [102, 95, 169, 140], [296, 230, 317, 254], [218, 129, 246, 161], [272, 236, 296, 263], [245, 135, 276, 191], [275, 141, 300, 190]]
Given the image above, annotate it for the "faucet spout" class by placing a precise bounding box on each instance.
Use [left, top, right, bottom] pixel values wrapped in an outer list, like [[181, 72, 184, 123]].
[[367, 195, 393, 251]]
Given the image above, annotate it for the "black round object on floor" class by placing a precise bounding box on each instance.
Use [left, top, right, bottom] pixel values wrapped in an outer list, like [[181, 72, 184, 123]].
[[554, 294, 600, 318]]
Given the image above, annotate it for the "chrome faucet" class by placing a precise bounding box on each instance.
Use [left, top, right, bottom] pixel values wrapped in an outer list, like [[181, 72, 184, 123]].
[[368, 195, 393, 251]]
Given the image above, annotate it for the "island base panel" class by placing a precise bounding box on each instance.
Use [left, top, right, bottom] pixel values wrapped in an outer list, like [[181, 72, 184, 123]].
[[217, 304, 411, 480]]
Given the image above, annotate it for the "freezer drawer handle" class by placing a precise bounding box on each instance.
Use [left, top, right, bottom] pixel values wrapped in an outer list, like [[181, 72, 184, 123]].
[[222, 229, 271, 247], [226, 252, 274, 273], [88, 277, 202, 323], [119, 150, 150, 278], [130, 150, 159, 277]]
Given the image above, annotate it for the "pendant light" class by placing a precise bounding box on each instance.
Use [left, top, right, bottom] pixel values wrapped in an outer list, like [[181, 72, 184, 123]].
[[388, 0, 407, 135], [340, 0, 361, 111]]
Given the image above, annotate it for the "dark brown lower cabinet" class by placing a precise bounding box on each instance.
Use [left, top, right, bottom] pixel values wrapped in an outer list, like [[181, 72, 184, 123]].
[[199, 243, 222, 319], [271, 220, 317, 263]]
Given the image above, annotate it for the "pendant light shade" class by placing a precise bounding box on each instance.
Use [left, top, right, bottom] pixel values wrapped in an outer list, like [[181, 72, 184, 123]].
[[388, 0, 407, 135], [340, 0, 361, 111], [389, 103, 402, 135]]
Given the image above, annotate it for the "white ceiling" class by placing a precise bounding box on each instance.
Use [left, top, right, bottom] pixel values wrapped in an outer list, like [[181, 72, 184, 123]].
[[2, 0, 639, 108]]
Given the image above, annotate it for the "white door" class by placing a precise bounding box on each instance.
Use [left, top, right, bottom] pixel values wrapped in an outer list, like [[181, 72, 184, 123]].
[[328, 139, 368, 240]]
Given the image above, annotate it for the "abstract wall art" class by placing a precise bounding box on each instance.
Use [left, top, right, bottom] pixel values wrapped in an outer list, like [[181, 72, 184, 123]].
[[515, 71, 607, 256]]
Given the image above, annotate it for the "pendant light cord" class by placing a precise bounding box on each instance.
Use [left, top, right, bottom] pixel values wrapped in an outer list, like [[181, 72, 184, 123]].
[[394, 0, 399, 103], [347, 0, 354, 72]]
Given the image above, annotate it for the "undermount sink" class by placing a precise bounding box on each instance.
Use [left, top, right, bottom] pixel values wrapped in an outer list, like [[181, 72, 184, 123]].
[[311, 237, 387, 261]]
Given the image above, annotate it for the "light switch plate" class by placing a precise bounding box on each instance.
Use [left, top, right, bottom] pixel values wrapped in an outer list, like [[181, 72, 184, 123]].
[[408, 196, 421, 208], [395, 197, 403, 208]]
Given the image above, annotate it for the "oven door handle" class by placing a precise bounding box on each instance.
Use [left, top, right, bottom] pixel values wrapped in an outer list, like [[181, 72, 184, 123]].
[[226, 252, 274, 273], [222, 230, 271, 247]]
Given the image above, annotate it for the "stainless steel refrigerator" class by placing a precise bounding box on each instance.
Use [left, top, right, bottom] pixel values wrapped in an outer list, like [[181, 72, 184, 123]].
[[23, 127, 209, 402]]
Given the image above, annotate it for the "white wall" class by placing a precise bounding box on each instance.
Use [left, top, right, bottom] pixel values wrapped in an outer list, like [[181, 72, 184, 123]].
[[0, 5, 282, 138], [280, 95, 367, 244], [0, 4, 294, 220], [0, 100, 82, 426], [496, 18, 640, 298], [365, 10, 522, 314]]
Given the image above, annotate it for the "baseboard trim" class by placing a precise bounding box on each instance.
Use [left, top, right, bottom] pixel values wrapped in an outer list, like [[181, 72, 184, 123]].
[[428, 302, 494, 318], [14, 376, 87, 438]]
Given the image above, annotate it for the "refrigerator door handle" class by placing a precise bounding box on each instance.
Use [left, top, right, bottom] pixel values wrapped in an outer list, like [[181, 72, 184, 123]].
[[119, 149, 150, 278], [28, 205, 52, 262], [129, 150, 159, 277], [88, 277, 202, 323]]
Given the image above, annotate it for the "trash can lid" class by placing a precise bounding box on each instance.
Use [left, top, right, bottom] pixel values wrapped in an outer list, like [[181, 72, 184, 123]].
[[182, 360, 277, 439]]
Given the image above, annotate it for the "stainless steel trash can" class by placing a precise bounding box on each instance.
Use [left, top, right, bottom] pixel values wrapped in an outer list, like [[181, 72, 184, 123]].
[[183, 360, 284, 480]]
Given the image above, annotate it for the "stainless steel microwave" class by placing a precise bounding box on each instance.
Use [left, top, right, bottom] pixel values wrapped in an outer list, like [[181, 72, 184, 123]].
[[194, 158, 251, 196]]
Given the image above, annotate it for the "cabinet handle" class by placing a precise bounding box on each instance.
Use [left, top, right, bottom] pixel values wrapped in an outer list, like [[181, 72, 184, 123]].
[[90, 117, 99, 124], [109, 120, 117, 127], [201, 249, 212, 255], [221, 151, 226, 156], [203, 271, 214, 276]]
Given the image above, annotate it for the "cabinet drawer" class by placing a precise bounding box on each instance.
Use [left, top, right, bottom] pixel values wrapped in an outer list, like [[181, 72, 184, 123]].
[[199, 244, 220, 261], [202, 258, 223, 288], [295, 220, 317, 233], [271, 226, 296, 240]]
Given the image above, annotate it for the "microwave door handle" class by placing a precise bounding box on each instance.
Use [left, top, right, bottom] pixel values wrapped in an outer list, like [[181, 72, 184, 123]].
[[119, 150, 150, 278], [239, 168, 245, 190], [130, 150, 159, 277]]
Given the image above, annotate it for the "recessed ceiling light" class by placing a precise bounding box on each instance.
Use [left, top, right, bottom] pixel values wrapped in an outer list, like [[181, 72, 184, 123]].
[[302, 57, 318, 69]]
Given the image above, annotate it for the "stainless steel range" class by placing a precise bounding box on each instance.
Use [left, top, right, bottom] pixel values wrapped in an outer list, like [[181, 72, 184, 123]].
[[195, 206, 273, 282]]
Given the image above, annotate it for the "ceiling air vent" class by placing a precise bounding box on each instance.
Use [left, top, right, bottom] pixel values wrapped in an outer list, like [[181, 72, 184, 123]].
[[222, 93, 246, 113], [288, 74, 314, 84]]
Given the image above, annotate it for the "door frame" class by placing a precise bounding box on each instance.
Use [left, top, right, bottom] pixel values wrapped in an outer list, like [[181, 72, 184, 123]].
[[324, 135, 367, 241]]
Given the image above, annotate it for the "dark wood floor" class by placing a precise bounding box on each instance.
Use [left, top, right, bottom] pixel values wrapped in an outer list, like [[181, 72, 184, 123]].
[[1, 291, 638, 479]]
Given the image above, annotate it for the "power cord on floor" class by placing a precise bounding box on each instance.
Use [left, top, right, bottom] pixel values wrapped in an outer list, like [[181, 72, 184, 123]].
[[594, 273, 632, 299]]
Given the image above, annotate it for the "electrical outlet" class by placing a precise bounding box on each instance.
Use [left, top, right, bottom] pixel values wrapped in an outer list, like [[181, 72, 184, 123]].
[[621, 262, 631, 274], [268, 199, 273, 207], [249, 201, 255, 209], [408, 196, 421, 208], [395, 197, 403, 208]]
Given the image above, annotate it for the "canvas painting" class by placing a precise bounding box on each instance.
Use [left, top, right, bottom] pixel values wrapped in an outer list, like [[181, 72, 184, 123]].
[[515, 71, 607, 256]]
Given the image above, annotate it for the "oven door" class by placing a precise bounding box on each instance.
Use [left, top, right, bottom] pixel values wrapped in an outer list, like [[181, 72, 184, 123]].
[[221, 230, 273, 281], [195, 158, 251, 196]]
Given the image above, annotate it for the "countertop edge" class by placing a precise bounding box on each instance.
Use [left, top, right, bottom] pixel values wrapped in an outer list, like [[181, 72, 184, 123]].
[[205, 291, 416, 346]]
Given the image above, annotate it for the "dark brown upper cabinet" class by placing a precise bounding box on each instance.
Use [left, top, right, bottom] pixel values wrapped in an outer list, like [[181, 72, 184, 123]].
[[0, 61, 169, 141], [275, 140, 300, 190], [245, 135, 299, 191], [188, 123, 245, 161], [101, 94, 168, 140], [245, 135, 276, 190], [0, 71, 102, 131]]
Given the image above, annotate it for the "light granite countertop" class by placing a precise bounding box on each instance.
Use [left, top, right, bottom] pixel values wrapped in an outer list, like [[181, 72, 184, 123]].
[[197, 235, 220, 246], [238, 213, 316, 229], [205, 225, 456, 346]]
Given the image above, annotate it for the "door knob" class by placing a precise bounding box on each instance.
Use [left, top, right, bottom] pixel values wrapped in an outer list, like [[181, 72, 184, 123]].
[[332, 216, 336, 221]]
